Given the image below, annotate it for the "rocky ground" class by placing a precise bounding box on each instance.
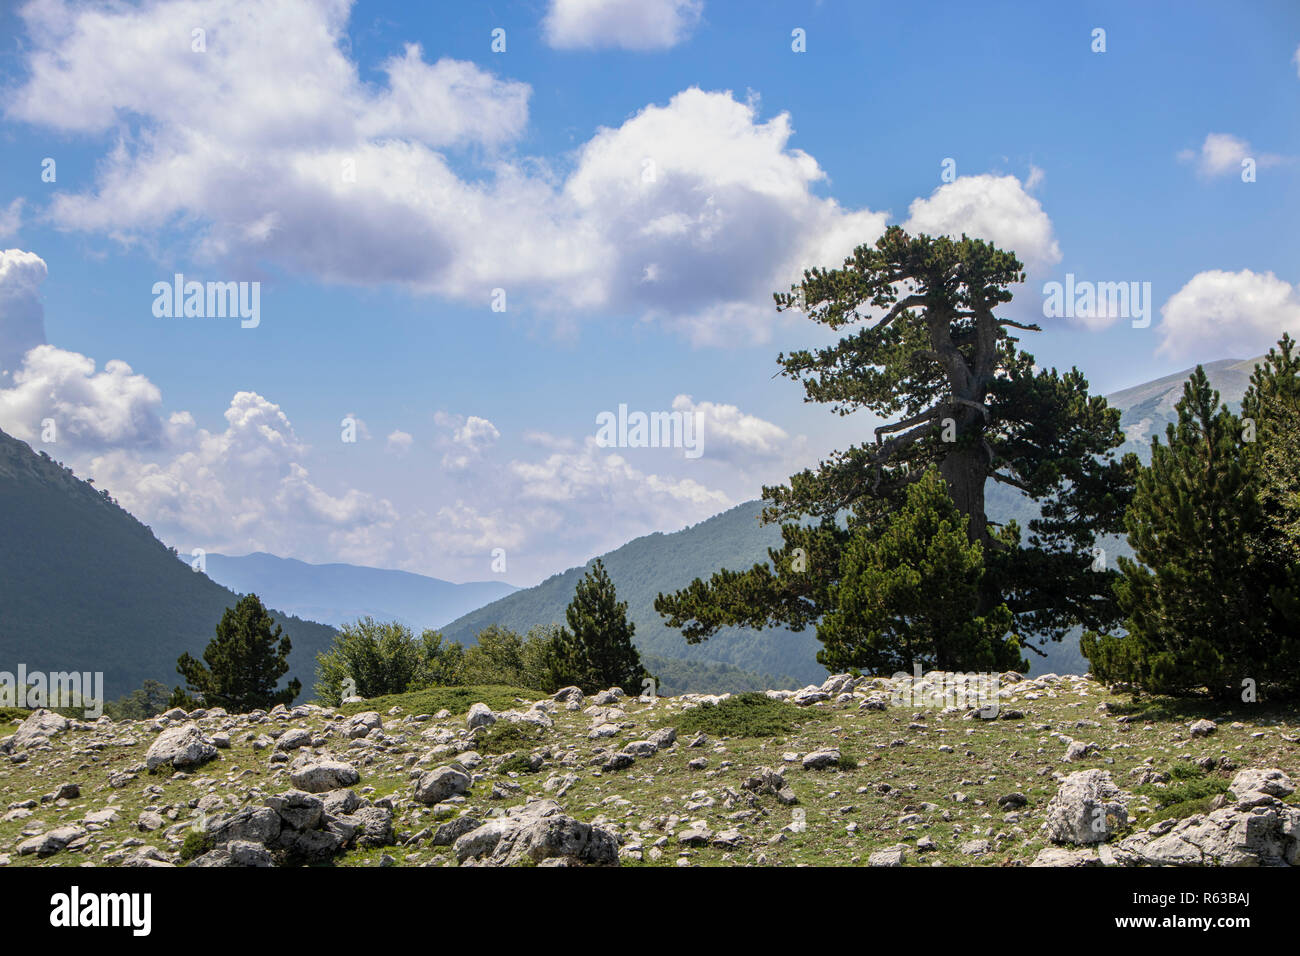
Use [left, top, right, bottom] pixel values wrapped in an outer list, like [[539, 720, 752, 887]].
[[0, 672, 1296, 867]]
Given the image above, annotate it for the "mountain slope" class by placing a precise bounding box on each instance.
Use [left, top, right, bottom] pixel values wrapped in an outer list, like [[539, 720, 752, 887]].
[[1111, 356, 1259, 457], [440, 357, 1265, 683], [0, 428, 336, 698], [440, 501, 824, 685], [202, 552, 516, 631]]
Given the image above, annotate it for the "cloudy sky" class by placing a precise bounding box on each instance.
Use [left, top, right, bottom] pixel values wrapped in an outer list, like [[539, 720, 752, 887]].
[[0, 0, 1297, 586]]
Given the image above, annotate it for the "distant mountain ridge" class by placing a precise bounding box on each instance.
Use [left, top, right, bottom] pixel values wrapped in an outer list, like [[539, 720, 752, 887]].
[[440, 500, 825, 686], [201, 552, 517, 631], [0, 354, 1265, 700], [1111, 356, 1260, 458], [439, 356, 1267, 683], [0, 428, 337, 698]]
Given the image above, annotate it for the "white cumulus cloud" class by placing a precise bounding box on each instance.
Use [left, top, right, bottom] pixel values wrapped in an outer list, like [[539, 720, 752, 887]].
[[903, 173, 1062, 274], [6, 1, 895, 346], [1157, 269, 1300, 359], [543, 0, 703, 50], [0, 200, 23, 241], [0, 345, 167, 448], [0, 248, 48, 376], [671, 394, 791, 461], [1177, 133, 1284, 178]]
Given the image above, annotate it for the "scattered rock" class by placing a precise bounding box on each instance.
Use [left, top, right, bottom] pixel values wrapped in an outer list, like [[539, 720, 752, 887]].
[[867, 845, 907, 867], [145, 723, 218, 772], [413, 766, 472, 805], [275, 727, 313, 751], [802, 748, 841, 771], [432, 815, 482, 847], [466, 703, 496, 730], [1042, 769, 1128, 845], [1227, 768, 1294, 804], [454, 800, 619, 866], [290, 759, 361, 793], [1031, 847, 1101, 867], [18, 825, 87, 858], [346, 712, 382, 739], [4, 710, 69, 751]]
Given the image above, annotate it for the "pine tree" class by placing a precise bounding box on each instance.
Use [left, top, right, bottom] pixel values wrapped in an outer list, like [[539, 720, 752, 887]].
[[1082, 366, 1295, 699], [1242, 336, 1300, 689], [1244, 334, 1300, 563], [656, 227, 1134, 670], [819, 469, 1019, 674], [172, 593, 301, 712], [546, 560, 651, 695]]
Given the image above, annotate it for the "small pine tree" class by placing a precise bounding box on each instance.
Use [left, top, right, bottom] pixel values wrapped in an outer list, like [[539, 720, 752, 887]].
[[1083, 366, 1295, 699], [819, 468, 1021, 674], [545, 559, 651, 695], [172, 593, 301, 712]]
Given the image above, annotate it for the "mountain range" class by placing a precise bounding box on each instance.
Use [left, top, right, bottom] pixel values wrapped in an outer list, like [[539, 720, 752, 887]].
[[0, 355, 1264, 699], [437, 355, 1264, 683], [200, 552, 517, 632]]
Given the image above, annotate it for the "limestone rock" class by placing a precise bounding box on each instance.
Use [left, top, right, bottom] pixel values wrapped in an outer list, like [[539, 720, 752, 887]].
[[1042, 769, 1127, 845], [413, 765, 472, 805], [290, 759, 361, 793], [466, 703, 496, 730], [145, 723, 218, 772], [454, 800, 619, 867]]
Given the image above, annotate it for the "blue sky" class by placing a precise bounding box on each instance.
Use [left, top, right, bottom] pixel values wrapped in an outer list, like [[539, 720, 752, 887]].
[[0, 0, 1297, 585]]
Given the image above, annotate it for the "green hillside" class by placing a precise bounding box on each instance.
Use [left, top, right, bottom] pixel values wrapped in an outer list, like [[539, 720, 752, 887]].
[[440, 358, 1263, 684], [0, 428, 336, 698], [440, 501, 827, 685]]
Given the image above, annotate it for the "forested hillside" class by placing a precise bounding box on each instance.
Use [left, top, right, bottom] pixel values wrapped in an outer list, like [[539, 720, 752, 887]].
[[441, 358, 1261, 683], [0, 428, 336, 697]]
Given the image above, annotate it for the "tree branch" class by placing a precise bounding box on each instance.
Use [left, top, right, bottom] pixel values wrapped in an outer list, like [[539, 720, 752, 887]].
[[997, 318, 1043, 332], [868, 294, 927, 333], [874, 407, 942, 442]]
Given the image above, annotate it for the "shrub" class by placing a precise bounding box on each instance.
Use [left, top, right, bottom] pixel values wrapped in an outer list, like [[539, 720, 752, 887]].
[[477, 720, 546, 754], [180, 829, 214, 861], [674, 692, 826, 739], [498, 753, 539, 775], [314, 619, 463, 703], [1132, 762, 1230, 827]]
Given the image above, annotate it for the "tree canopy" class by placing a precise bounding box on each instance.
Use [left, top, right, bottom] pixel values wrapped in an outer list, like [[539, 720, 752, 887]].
[[656, 227, 1135, 673], [172, 593, 300, 712]]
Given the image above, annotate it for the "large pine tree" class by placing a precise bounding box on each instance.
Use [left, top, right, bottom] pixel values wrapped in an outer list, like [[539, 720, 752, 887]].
[[172, 593, 301, 712], [546, 559, 651, 695], [656, 227, 1134, 672]]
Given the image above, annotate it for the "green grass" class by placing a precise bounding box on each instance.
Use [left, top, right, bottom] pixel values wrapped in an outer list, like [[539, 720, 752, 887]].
[[1, 677, 1295, 869], [1133, 761, 1231, 826], [477, 720, 547, 755], [336, 684, 544, 718], [672, 692, 829, 739]]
